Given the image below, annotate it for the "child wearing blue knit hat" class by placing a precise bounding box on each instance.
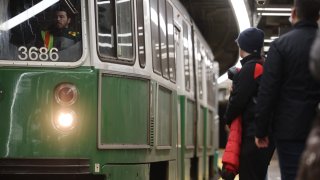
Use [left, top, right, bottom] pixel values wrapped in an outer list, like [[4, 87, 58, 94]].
[[223, 27, 275, 180], [236, 27, 264, 55]]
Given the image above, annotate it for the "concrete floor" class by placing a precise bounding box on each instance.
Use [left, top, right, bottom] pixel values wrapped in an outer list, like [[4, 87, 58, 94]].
[[267, 154, 281, 180]]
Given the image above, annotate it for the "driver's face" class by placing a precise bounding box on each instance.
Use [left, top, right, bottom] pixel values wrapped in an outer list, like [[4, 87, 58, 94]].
[[55, 11, 70, 29]]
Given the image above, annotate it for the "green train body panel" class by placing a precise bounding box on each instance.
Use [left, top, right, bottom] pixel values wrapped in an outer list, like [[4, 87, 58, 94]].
[[157, 86, 173, 147], [0, 67, 98, 158], [100, 75, 149, 146], [91, 77, 177, 165], [179, 95, 197, 180], [179, 94, 218, 180]]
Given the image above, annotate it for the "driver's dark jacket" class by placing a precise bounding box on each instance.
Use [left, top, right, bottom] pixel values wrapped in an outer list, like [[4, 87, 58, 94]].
[[224, 54, 263, 137]]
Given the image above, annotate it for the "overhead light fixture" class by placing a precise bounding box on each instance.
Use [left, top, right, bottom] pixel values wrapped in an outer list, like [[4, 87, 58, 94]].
[[0, 0, 59, 31], [229, 0, 250, 32], [264, 39, 273, 43], [257, 8, 292, 12], [258, 12, 291, 16]]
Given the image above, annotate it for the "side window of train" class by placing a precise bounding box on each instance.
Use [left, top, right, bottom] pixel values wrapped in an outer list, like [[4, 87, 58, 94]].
[[167, 2, 176, 82], [206, 53, 215, 107], [183, 21, 191, 91], [150, 0, 161, 74], [197, 40, 203, 100], [137, 0, 146, 68], [159, 0, 169, 79], [0, 0, 82, 62], [96, 0, 134, 63], [150, 0, 176, 81]]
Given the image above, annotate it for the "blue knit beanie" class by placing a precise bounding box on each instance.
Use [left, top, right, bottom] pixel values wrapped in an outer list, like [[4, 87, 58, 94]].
[[236, 27, 264, 54]]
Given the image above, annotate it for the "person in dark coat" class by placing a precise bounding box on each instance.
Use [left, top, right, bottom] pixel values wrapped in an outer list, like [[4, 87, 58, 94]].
[[223, 27, 275, 180], [254, 0, 320, 180], [296, 11, 320, 180]]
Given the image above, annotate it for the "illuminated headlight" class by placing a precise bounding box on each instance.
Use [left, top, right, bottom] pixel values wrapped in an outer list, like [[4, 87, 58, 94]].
[[55, 83, 78, 106], [53, 110, 77, 132]]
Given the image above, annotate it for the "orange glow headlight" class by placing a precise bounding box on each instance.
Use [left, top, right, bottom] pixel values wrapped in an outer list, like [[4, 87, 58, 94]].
[[53, 109, 77, 132], [54, 83, 78, 106]]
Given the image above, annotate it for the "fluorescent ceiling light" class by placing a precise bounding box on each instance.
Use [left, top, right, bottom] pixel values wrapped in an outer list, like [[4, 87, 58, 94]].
[[264, 39, 273, 43], [0, 0, 59, 31], [97, 1, 111, 5], [230, 0, 250, 32], [258, 12, 291, 16], [116, 0, 130, 4], [218, 0, 251, 84], [257, 8, 292, 11]]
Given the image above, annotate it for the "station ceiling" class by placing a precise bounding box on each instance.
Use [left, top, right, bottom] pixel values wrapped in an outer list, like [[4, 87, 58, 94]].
[[179, 0, 293, 75]]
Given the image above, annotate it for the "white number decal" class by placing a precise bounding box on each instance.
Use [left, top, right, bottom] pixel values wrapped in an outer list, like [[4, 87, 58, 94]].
[[39, 47, 49, 61], [18, 46, 28, 60], [50, 48, 59, 61], [29, 47, 38, 61], [17, 46, 60, 61]]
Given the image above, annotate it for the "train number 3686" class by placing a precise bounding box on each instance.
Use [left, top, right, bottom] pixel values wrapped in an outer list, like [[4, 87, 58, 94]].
[[18, 46, 59, 61]]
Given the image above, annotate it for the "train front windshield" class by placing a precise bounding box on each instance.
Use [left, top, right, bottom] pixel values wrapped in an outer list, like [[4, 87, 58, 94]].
[[0, 0, 82, 63]]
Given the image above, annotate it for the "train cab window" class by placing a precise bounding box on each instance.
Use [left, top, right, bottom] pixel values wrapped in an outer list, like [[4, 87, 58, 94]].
[[0, 0, 82, 63], [137, 0, 146, 68], [182, 21, 191, 91], [167, 2, 176, 82], [96, 0, 134, 63]]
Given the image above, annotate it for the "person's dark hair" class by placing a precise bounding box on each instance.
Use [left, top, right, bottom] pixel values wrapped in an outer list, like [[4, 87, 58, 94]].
[[55, 5, 73, 19], [294, 0, 320, 21]]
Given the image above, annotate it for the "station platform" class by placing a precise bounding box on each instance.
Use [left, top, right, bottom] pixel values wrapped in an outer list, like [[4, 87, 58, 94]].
[[267, 156, 281, 180], [217, 149, 281, 180]]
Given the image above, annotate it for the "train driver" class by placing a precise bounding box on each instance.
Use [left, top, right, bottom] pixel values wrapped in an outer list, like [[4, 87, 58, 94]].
[[39, 6, 81, 51]]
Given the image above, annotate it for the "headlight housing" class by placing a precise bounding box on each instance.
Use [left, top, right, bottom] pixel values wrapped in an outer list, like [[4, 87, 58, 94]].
[[55, 83, 78, 106]]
